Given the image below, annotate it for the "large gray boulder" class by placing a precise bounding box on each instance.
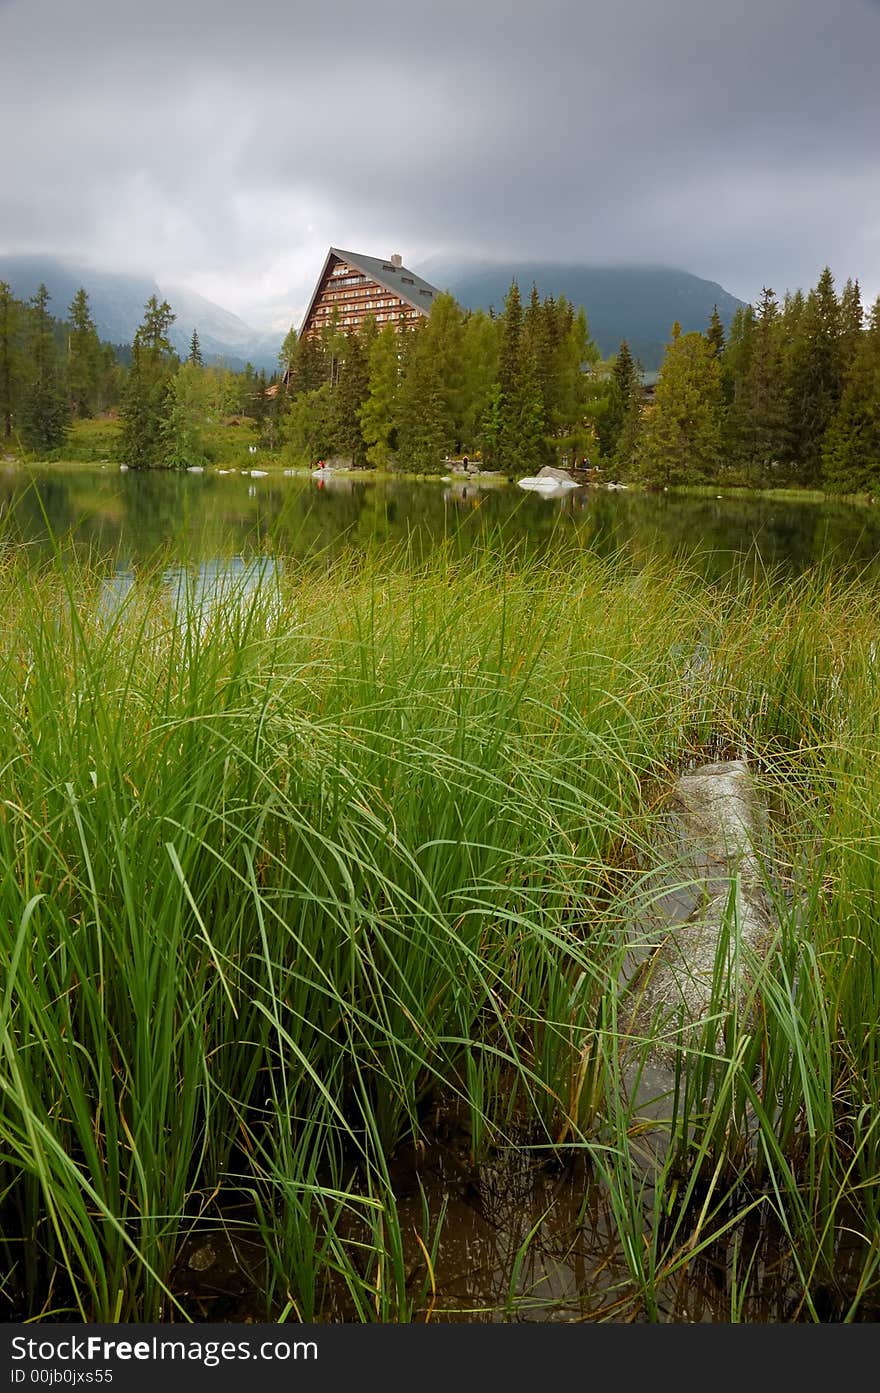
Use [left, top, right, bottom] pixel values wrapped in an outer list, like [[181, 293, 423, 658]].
[[627, 760, 774, 1063]]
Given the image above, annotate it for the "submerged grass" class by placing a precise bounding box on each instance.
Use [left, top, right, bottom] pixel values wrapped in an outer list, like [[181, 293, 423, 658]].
[[0, 536, 879, 1321]]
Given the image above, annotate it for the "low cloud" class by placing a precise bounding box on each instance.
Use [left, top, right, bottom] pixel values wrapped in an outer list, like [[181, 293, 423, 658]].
[[2, 0, 878, 327]]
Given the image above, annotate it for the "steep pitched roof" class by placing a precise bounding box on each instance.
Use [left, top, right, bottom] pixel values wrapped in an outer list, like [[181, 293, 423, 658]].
[[299, 247, 441, 336]]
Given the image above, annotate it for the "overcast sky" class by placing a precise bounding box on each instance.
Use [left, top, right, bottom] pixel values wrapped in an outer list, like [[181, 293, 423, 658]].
[[2, 0, 879, 330]]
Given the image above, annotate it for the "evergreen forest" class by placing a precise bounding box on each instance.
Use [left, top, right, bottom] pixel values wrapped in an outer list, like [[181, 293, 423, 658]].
[[1, 267, 878, 494]]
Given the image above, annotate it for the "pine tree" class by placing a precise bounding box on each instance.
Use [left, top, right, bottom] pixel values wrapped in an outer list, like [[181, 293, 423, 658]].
[[66, 287, 102, 418], [119, 296, 177, 467], [635, 329, 723, 487], [188, 328, 204, 366], [0, 281, 19, 439], [397, 320, 457, 472], [161, 361, 211, 466], [331, 327, 372, 466], [823, 297, 880, 494], [289, 332, 328, 395], [599, 339, 640, 459], [523, 284, 553, 422], [495, 280, 548, 470], [21, 284, 69, 453], [460, 309, 499, 450], [479, 382, 504, 468], [839, 277, 864, 378], [278, 325, 298, 379], [284, 384, 335, 465], [360, 325, 402, 468], [261, 375, 287, 450], [251, 369, 268, 428], [706, 305, 726, 358], [498, 280, 522, 402], [551, 302, 598, 458], [730, 288, 789, 483], [786, 266, 843, 483]]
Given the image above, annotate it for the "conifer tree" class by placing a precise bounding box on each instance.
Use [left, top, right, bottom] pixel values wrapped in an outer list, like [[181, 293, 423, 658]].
[[839, 277, 864, 377], [635, 327, 723, 487], [360, 325, 402, 468], [479, 382, 504, 467], [289, 332, 328, 395], [0, 281, 19, 439], [823, 297, 880, 494], [21, 283, 69, 453], [161, 361, 212, 466], [331, 327, 372, 465], [251, 369, 269, 428], [599, 339, 640, 459], [460, 309, 499, 450], [495, 280, 549, 469], [119, 296, 177, 467], [706, 305, 726, 358], [66, 287, 102, 418], [786, 266, 843, 483], [279, 325, 298, 377], [261, 375, 287, 450], [188, 328, 204, 366], [731, 288, 789, 483], [397, 320, 457, 471], [551, 301, 597, 456]]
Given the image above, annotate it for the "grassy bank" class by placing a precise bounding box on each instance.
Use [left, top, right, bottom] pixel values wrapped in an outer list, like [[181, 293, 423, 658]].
[[1, 541, 879, 1321]]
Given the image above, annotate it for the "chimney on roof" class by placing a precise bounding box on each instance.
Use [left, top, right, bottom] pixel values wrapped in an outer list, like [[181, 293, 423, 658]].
[[390, 253, 403, 267]]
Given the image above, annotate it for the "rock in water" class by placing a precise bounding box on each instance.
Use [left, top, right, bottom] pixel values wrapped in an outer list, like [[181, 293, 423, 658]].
[[629, 760, 774, 1062], [535, 465, 575, 483]]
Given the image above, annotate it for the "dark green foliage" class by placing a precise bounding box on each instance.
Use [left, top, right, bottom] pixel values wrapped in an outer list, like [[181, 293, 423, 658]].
[[706, 304, 726, 358], [360, 325, 402, 468], [119, 297, 177, 468], [396, 295, 464, 471], [4, 260, 878, 488], [331, 325, 372, 466], [635, 326, 723, 487], [261, 375, 287, 451], [786, 266, 844, 485], [20, 284, 69, 453], [728, 288, 790, 484], [289, 332, 329, 395], [598, 339, 640, 460], [66, 288, 103, 418], [0, 281, 19, 439], [823, 298, 880, 494]]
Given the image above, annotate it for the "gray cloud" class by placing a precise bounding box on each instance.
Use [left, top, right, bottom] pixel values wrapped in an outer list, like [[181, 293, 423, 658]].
[[2, 0, 879, 328]]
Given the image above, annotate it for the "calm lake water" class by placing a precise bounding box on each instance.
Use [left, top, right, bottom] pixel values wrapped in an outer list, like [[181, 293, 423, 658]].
[[3, 465, 880, 582]]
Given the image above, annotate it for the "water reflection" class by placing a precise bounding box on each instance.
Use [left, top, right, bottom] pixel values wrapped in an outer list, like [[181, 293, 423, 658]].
[[3, 466, 880, 581], [100, 555, 283, 626]]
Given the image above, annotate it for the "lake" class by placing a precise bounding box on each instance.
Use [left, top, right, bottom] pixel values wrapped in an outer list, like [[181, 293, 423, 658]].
[[2, 465, 879, 582]]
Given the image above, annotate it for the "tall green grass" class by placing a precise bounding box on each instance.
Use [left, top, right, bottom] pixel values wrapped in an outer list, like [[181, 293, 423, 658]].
[[0, 538, 879, 1320]]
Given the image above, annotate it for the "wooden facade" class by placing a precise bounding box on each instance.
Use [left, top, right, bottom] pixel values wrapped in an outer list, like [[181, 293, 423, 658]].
[[299, 248, 440, 340]]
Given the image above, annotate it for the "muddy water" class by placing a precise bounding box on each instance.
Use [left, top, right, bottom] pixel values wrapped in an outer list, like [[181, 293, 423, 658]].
[[170, 1105, 878, 1324]]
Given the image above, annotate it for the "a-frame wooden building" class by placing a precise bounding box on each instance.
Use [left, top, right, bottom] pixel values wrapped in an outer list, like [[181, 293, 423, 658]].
[[299, 248, 441, 340]]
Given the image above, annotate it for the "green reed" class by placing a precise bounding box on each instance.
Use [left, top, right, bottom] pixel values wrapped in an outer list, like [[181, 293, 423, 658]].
[[0, 538, 878, 1320]]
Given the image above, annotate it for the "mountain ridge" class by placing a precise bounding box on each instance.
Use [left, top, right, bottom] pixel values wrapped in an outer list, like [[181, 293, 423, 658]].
[[0, 254, 284, 371], [417, 258, 747, 369], [0, 253, 748, 376]]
